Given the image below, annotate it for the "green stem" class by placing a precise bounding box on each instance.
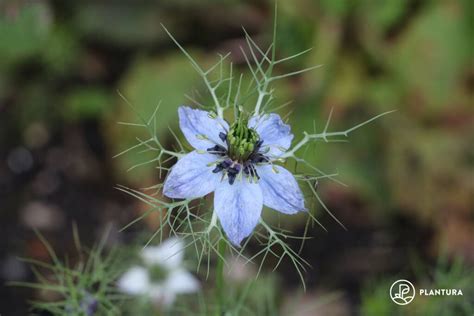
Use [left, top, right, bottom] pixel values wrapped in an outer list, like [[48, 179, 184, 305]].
[[216, 239, 226, 315]]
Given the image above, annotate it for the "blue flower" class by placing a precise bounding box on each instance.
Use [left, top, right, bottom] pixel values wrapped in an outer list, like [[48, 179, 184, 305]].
[[163, 106, 306, 246]]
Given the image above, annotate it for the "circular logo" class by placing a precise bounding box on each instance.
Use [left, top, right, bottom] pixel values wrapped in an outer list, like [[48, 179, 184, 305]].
[[390, 279, 416, 305]]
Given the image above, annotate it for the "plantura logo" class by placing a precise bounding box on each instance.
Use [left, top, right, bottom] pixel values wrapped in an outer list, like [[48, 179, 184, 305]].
[[389, 279, 463, 305], [390, 279, 416, 305]]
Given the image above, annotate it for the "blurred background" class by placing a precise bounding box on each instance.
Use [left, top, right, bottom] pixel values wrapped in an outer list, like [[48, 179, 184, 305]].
[[0, 0, 472, 315]]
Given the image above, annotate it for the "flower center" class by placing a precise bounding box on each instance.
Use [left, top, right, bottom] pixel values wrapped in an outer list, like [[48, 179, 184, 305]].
[[226, 119, 260, 162], [206, 112, 270, 185], [149, 265, 168, 282]]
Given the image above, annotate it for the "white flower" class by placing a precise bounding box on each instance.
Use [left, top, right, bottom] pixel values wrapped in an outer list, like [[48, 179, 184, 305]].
[[117, 237, 199, 307]]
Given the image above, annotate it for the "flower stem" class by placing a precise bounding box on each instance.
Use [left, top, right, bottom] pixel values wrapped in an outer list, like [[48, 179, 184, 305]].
[[215, 239, 226, 315]]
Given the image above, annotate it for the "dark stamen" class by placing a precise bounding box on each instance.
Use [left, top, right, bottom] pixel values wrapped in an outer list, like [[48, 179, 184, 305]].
[[222, 159, 232, 168], [212, 165, 224, 173], [205, 130, 269, 185], [219, 132, 227, 142], [207, 145, 227, 156], [252, 164, 260, 180], [228, 172, 237, 185]]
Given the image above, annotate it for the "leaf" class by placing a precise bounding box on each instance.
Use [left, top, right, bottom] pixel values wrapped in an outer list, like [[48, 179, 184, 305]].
[[387, 2, 471, 112], [0, 2, 52, 68], [106, 54, 200, 184], [73, 3, 181, 47], [63, 88, 112, 121]]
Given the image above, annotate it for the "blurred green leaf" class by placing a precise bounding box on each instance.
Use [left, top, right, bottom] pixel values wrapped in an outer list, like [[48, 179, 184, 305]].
[[361, 279, 395, 316], [324, 56, 367, 107], [355, 0, 407, 59], [40, 27, 81, 75], [0, 2, 52, 68], [387, 2, 471, 112], [63, 88, 111, 121], [386, 119, 473, 221], [107, 53, 200, 184], [360, 0, 407, 30], [356, 0, 407, 38], [73, 3, 181, 46], [277, 1, 315, 69], [361, 255, 474, 316], [316, 0, 354, 17], [16, 82, 60, 129]]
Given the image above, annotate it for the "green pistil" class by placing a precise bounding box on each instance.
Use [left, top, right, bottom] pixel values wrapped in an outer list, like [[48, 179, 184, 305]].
[[227, 118, 259, 161], [149, 265, 168, 282]]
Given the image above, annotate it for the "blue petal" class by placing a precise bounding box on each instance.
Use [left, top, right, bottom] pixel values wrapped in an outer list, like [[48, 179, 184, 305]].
[[256, 165, 305, 214], [214, 179, 263, 246], [163, 151, 220, 199], [249, 113, 293, 158], [179, 106, 229, 150]]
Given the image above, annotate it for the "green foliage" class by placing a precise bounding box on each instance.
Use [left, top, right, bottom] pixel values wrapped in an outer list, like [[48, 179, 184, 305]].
[[40, 27, 81, 75], [10, 229, 124, 315], [386, 122, 473, 221], [108, 54, 200, 184], [73, 3, 173, 47], [317, 0, 354, 17], [359, 0, 407, 30], [361, 254, 474, 316], [421, 255, 474, 315], [0, 2, 52, 68], [64, 88, 112, 121], [360, 279, 396, 316], [387, 1, 471, 111]]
